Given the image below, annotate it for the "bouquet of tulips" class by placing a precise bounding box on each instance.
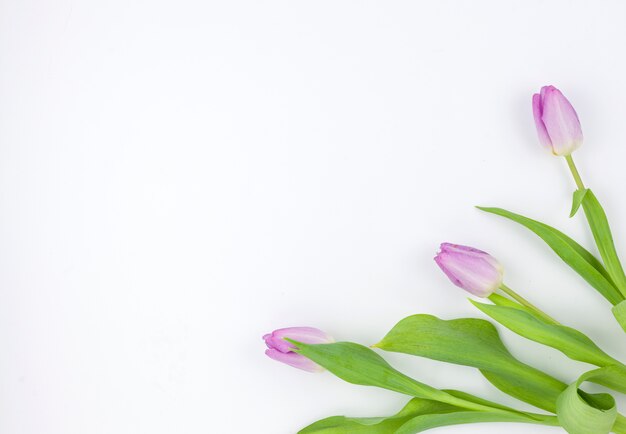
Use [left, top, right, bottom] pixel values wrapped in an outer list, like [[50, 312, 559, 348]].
[[263, 86, 626, 434]]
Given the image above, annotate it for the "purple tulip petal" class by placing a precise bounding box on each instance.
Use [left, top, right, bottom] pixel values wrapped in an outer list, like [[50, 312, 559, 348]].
[[264, 327, 332, 353], [265, 349, 323, 373], [532, 93, 552, 150], [532, 85, 583, 156], [541, 87, 583, 156], [434, 243, 504, 297], [262, 326, 333, 373], [263, 332, 296, 353], [271, 327, 333, 345]]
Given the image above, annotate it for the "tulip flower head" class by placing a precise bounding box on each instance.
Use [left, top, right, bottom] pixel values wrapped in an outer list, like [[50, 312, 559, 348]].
[[263, 327, 333, 372], [434, 243, 504, 297], [532, 85, 583, 156]]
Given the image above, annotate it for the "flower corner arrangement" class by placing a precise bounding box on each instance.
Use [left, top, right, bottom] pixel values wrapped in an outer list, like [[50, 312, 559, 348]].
[[263, 86, 626, 434]]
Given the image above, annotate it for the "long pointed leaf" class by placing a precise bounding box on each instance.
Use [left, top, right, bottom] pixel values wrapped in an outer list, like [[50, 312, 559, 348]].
[[299, 397, 556, 434], [613, 301, 626, 333], [375, 314, 566, 412], [394, 411, 550, 434], [291, 341, 450, 404], [478, 206, 623, 305], [471, 301, 618, 367], [570, 189, 589, 217], [291, 340, 538, 416], [581, 190, 626, 298], [298, 398, 457, 434]]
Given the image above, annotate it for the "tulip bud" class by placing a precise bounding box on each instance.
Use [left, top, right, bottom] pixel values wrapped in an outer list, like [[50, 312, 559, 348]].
[[263, 327, 334, 372], [532, 85, 583, 156], [434, 243, 504, 297]]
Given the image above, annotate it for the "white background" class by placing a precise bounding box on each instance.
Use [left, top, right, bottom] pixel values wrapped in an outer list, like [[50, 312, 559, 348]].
[[2, 1, 626, 433]]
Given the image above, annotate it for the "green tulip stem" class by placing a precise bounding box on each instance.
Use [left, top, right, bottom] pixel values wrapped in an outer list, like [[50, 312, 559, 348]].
[[565, 155, 585, 190], [499, 284, 559, 325]]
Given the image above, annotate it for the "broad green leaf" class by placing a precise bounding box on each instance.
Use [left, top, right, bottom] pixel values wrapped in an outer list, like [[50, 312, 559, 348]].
[[394, 411, 555, 434], [300, 415, 401, 433], [580, 190, 626, 298], [471, 301, 618, 367], [299, 397, 557, 434], [298, 398, 457, 434], [570, 188, 589, 217], [443, 389, 534, 414], [478, 206, 623, 305], [613, 301, 626, 333], [291, 340, 537, 415], [477, 369, 562, 413], [557, 369, 617, 434], [290, 341, 449, 403], [375, 314, 566, 412]]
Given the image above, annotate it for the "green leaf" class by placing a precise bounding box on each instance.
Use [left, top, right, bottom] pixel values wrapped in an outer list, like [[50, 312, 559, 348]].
[[581, 189, 626, 298], [471, 301, 618, 367], [478, 206, 623, 305], [290, 341, 449, 403], [557, 369, 617, 434], [570, 188, 589, 217], [613, 300, 626, 333], [394, 411, 551, 434], [472, 302, 626, 397], [375, 314, 566, 412], [298, 398, 457, 434], [291, 340, 543, 416], [299, 397, 557, 434], [300, 415, 399, 433], [394, 411, 558, 434], [614, 415, 626, 433], [583, 365, 626, 395], [443, 389, 530, 414]]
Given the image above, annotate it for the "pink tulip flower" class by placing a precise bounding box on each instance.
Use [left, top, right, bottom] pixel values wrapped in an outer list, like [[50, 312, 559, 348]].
[[263, 327, 333, 372], [532, 85, 583, 156], [434, 243, 504, 297]]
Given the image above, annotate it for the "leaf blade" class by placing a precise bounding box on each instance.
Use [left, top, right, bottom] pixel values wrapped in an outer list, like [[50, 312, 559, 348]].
[[570, 188, 589, 217], [557, 369, 618, 434], [291, 341, 447, 402], [478, 206, 622, 305], [375, 314, 566, 412], [298, 398, 457, 434], [292, 340, 543, 416], [613, 300, 626, 333], [471, 301, 617, 367], [394, 411, 547, 434], [299, 397, 554, 434], [581, 190, 626, 298]]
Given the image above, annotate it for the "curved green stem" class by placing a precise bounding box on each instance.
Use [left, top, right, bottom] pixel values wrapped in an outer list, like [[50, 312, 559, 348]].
[[566, 155, 585, 190], [499, 284, 559, 325]]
